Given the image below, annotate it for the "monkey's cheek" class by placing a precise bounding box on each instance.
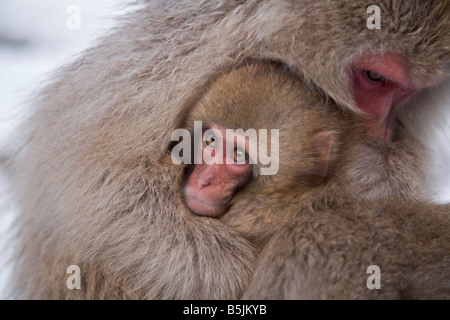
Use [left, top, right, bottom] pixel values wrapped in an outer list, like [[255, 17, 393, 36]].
[[185, 195, 228, 218]]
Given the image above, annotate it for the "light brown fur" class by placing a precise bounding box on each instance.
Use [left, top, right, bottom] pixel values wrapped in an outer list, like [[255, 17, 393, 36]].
[[242, 199, 450, 299]]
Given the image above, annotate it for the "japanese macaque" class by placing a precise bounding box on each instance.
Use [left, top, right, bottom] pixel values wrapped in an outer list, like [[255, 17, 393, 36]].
[[9, 0, 449, 299], [185, 63, 449, 299]]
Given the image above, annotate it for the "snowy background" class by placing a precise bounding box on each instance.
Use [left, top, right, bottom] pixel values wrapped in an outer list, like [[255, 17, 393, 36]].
[[0, 0, 449, 299]]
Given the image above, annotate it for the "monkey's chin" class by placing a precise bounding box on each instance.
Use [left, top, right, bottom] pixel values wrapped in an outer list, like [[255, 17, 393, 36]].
[[185, 195, 229, 217]]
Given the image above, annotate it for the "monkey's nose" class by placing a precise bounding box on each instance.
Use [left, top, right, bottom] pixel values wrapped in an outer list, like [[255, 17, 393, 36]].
[[198, 180, 212, 188], [196, 169, 214, 188]]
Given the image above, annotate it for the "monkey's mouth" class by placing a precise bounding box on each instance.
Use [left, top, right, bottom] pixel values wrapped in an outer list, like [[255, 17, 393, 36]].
[[381, 109, 395, 141], [381, 90, 416, 141], [184, 191, 231, 217], [367, 118, 393, 142]]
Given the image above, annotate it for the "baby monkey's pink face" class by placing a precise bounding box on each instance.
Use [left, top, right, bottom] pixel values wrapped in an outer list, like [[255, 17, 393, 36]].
[[184, 123, 252, 217]]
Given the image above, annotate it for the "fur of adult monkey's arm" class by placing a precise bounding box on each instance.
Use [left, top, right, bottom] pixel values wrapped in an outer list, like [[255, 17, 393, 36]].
[[242, 200, 450, 300]]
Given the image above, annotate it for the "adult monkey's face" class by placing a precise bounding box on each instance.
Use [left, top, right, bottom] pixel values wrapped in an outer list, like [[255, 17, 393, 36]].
[[352, 53, 420, 141]]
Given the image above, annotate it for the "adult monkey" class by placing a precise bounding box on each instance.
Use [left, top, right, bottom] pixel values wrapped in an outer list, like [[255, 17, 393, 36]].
[[10, 0, 449, 298]]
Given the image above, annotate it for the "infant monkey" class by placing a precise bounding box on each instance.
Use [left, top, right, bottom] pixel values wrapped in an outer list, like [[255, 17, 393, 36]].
[[181, 63, 450, 299]]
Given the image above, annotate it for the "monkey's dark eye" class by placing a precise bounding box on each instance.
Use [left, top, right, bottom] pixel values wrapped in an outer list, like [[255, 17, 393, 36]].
[[204, 131, 218, 148], [366, 70, 386, 82], [233, 147, 248, 163]]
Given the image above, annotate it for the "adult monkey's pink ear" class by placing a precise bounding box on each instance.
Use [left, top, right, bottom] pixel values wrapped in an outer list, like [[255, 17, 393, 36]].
[[310, 131, 335, 184]]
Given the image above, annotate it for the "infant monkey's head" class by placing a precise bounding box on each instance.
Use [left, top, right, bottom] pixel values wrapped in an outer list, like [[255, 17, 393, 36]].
[[180, 63, 352, 217]]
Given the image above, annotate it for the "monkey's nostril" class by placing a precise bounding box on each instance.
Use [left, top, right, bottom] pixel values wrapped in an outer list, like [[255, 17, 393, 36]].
[[198, 173, 215, 188], [198, 180, 212, 188]]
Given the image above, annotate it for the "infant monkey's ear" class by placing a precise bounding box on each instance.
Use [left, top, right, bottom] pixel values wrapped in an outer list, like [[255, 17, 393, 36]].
[[310, 131, 335, 184]]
